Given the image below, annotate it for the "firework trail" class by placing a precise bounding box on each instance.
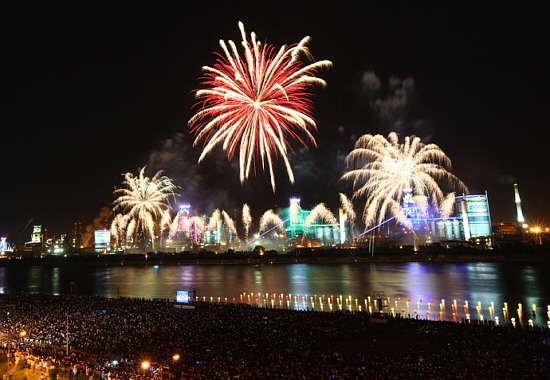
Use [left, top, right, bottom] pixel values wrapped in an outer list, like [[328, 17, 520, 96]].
[[168, 214, 182, 239], [259, 209, 286, 233], [189, 22, 332, 191], [110, 214, 130, 248], [126, 219, 137, 245], [305, 203, 338, 226], [222, 210, 238, 238], [339, 193, 356, 230], [341, 132, 467, 231], [242, 204, 252, 240], [206, 209, 222, 231], [112, 167, 178, 250], [188, 215, 206, 244], [159, 211, 173, 237], [439, 192, 457, 219]]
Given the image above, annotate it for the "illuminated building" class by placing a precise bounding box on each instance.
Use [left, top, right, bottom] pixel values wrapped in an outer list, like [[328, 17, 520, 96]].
[[396, 192, 493, 247], [0, 237, 13, 256], [48, 234, 70, 255], [94, 229, 111, 253], [284, 198, 343, 248], [455, 194, 492, 239], [19, 225, 45, 256], [177, 204, 191, 232], [31, 225, 42, 243], [287, 198, 307, 239], [167, 204, 238, 252], [493, 222, 520, 235]]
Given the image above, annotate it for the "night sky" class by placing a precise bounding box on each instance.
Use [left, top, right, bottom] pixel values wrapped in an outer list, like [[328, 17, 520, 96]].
[[2, 2, 549, 240]]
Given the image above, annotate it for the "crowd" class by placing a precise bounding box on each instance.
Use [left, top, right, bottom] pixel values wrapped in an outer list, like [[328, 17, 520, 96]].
[[1, 293, 549, 379]]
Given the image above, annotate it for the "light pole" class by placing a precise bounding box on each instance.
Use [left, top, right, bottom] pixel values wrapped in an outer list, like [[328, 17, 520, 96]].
[[66, 314, 72, 356], [142, 355, 180, 380], [142, 361, 164, 379], [141, 361, 152, 378], [6, 330, 26, 373], [172, 354, 181, 380]]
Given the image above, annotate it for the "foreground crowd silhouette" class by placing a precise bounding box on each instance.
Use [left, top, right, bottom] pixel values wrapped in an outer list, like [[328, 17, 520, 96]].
[[1, 293, 549, 379]]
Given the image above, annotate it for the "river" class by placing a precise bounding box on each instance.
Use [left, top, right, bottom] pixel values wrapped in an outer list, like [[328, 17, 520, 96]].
[[1, 261, 549, 326]]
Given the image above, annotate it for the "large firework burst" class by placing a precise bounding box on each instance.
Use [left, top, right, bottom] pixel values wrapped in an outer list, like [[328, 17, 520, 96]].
[[189, 22, 332, 191], [111, 167, 178, 250], [341, 132, 467, 231]]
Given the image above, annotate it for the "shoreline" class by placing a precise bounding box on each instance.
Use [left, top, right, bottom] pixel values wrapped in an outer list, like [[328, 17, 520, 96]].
[[1, 250, 550, 266]]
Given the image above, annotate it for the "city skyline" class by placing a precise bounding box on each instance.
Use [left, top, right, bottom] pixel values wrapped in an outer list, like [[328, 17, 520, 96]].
[[2, 2, 549, 238]]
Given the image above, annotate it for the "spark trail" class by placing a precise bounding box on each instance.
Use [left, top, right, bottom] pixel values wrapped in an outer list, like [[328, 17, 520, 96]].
[[305, 203, 338, 226], [259, 209, 286, 233], [242, 204, 252, 241], [339, 193, 356, 230]]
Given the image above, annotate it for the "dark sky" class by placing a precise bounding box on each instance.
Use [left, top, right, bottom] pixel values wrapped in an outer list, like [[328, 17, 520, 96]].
[[2, 2, 549, 240]]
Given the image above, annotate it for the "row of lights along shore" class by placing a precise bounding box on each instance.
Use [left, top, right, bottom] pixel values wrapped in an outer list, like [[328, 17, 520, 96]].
[[194, 293, 550, 327]]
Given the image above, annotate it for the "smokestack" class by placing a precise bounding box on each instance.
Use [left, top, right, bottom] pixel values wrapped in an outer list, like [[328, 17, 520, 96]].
[[513, 183, 525, 224], [460, 200, 471, 241]]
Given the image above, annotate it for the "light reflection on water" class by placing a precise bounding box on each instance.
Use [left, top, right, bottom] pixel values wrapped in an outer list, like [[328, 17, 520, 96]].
[[0, 261, 549, 326]]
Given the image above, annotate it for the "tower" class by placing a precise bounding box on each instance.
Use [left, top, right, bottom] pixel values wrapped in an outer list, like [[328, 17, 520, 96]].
[[177, 204, 191, 232], [73, 222, 83, 248], [513, 183, 525, 224], [288, 197, 305, 238], [31, 225, 42, 243]]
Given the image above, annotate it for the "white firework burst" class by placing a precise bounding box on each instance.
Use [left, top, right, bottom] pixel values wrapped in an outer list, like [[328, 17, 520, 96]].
[[112, 167, 178, 250], [341, 132, 467, 231]]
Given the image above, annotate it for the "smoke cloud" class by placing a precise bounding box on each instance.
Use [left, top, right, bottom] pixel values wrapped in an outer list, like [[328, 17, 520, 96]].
[[146, 132, 245, 216], [82, 206, 110, 248], [361, 71, 414, 124]]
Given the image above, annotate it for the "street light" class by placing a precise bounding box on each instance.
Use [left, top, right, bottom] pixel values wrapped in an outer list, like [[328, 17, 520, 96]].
[[142, 361, 162, 379], [141, 361, 152, 378], [6, 330, 27, 373], [172, 354, 182, 380], [141, 355, 180, 379]]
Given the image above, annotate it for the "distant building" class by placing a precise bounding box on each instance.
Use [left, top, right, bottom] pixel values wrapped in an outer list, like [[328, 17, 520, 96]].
[[455, 194, 492, 240], [94, 229, 111, 253], [31, 225, 42, 243], [73, 222, 83, 248], [0, 237, 14, 257], [493, 222, 520, 235], [397, 193, 493, 248]]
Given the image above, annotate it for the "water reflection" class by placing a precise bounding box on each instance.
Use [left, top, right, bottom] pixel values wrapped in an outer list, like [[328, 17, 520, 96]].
[[0, 262, 549, 326]]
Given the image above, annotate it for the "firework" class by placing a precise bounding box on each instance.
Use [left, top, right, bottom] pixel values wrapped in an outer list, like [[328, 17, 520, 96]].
[[189, 22, 332, 191], [187, 215, 207, 245], [222, 210, 238, 239], [339, 193, 356, 230], [341, 132, 467, 231], [439, 192, 457, 219], [206, 209, 222, 231], [305, 203, 338, 226], [259, 210, 285, 233], [110, 213, 130, 247], [112, 167, 178, 250], [168, 213, 182, 240], [242, 204, 252, 241]]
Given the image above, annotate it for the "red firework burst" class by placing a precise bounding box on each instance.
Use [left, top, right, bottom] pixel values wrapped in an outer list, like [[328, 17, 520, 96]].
[[189, 22, 331, 191]]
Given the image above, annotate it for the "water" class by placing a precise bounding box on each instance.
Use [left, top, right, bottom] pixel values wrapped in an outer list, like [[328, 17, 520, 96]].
[[1, 261, 549, 326]]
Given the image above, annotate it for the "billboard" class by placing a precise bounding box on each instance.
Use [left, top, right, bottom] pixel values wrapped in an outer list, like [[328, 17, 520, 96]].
[[94, 229, 111, 252], [176, 290, 189, 303], [456, 195, 492, 238]]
